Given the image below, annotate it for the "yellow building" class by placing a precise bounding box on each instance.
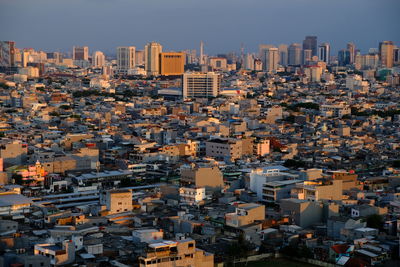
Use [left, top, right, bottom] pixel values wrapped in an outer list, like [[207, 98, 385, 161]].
[[159, 52, 185, 76]]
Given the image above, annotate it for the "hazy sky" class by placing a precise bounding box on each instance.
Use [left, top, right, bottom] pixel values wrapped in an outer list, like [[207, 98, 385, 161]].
[[1, 0, 399, 55]]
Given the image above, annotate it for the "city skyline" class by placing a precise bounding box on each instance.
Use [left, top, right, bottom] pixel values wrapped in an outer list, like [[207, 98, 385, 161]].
[[1, 0, 399, 55]]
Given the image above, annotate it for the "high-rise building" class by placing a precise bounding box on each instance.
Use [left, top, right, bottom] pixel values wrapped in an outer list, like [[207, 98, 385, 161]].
[[379, 41, 394, 68], [73, 46, 89, 61], [145, 42, 163, 76], [318, 43, 330, 64], [244, 53, 254, 70], [288, 43, 302, 65], [303, 36, 318, 57], [117, 46, 136, 74], [347, 43, 356, 64], [338, 49, 351, 66], [199, 41, 205, 65], [264, 47, 279, 72], [278, 44, 288, 66], [92, 51, 105, 68], [259, 44, 274, 68], [135, 50, 145, 66], [159, 52, 185, 76], [303, 49, 312, 65], [182, 72, 221, 99], [0, 41, 16, 67], [394, 47, 400, 65]]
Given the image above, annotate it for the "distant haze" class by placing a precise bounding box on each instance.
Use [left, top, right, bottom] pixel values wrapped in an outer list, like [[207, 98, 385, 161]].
[[1, 0, 399, 55]]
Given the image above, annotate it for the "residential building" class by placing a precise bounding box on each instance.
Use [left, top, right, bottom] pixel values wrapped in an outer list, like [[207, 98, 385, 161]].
[[138, 239, 213, 267], [225, 203, 265, 228]]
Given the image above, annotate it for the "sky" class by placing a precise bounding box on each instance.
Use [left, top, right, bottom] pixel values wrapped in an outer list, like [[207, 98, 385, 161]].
[[0, 0, 399, 56]]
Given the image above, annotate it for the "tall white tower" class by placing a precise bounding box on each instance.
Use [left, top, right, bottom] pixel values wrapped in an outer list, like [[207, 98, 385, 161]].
[[199, 41, 204, 65], [117, 46, 136, 74], [145, 42, 163, 76]]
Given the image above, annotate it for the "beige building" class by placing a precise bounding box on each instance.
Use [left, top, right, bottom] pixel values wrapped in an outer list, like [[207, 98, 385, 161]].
[[205, 138, 243, 161], [159, 52, 185, 76], [209, 57, 227, 71], [379, 41, 394, 68], [100, 189, 133, 215], [145, 42, 163, 76], [138, 239, 213, 267], [291, 179, 343, 201], [34, 241, 75, 266], [182, 72, 221, 99], [225, 203, 265, 228], [0, 141, 28, 167], [180, 165, 223, 189]]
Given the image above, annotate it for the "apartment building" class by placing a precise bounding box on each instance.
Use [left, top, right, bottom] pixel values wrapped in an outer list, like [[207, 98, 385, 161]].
[[225, 203, 265, 228], [138, 239, 213, 267], [291, 179, 343, 201]]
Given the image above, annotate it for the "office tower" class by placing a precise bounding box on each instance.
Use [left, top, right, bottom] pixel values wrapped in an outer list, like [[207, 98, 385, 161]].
[[182, 72, 221, 99], [244, 53, 254, 70], [0, 41, 16, 67], [338, 49, 351, 66], [159, 52, 185, 76], [318, 43, 330, 64], [303, 36, 317, 56], [145, 42, 162, 76], [278, 44, 288, 66], [303, 49, 312, 65], [200, 41, 205, 65], [92, 51, 105, 68], [394, 47, 400, 65], [22, 50, 30, 67], [264, 47, 279, 72], [135, 50, 145, 66], [73, 46, 89, 61], [288, 43, 302, 65], [259, 44, 274, 67], [347, 43, 356, 64], [117, 46, 136, 74], [379, 41, 394, 68]]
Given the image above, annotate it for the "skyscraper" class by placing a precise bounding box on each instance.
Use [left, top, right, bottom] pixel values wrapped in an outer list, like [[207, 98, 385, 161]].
[[159, 52, 185, 76], [338, 49, 350, 66], [259, 44, 274, 68], [264, 47, 279, 72], [318, 43, 330, 64], [394, 47, 400, 65], [379, 41, 394, 68], [302, 36, 317, 57], [182, 72, 221, 99], [278, 44, 288, 66], [199, 41, 205, 65], [73, 46, 89, 61], [288, 43, 302, 65], [92, 51, 105, 68], [145, 42, 163, 76], [135, 50, 145, 66], [0, 41, 16, 67], [347, 43, 356, 64], [117, 46, 136, 74], [303, 49, 312, 65]]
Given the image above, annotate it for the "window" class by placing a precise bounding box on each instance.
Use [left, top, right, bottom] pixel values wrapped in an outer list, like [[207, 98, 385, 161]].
[[188, 243, 194, 248]]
